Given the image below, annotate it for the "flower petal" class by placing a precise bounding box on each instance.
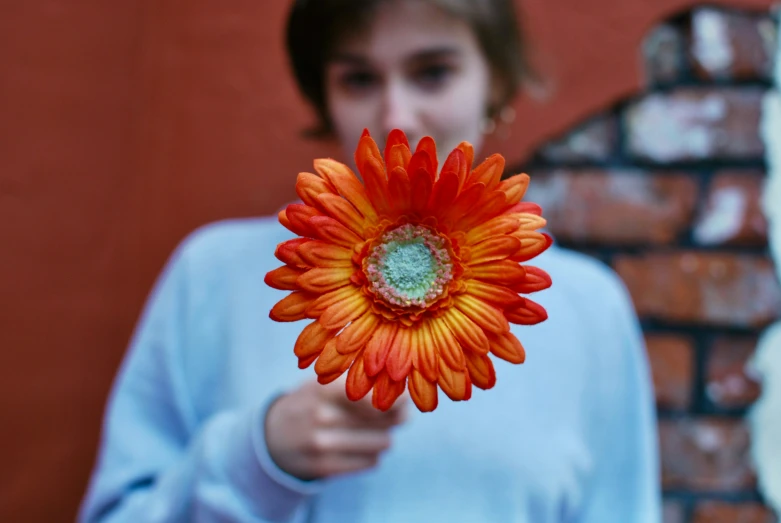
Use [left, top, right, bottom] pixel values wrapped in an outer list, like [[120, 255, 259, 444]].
[[467, 153, 504, 189], [454, 294, 509, 335], [386, 142, 411, 172], [505, 298, 548, 325], [511, 266, 552, 294], [410, 167, 434, 215], [298, 352, 319, 369], [306, 285, 359, 318], [314, 158, 378, 223], [297, 267, 354, 294], [336, 312, 380, 354], [346, 349, 375, 401], [372, 370, 407, 412], [284, 204, 321, 237], [264, 266, 304, 290], [361, 155, 393, 217], [308, 215, 363, 249], [465, 215, 520, 246], [428, 171, 459, 216], [464, 351, 496, 390], [270, 291, 317, 322], [441, 147, 467, 190], [364, 321, 398, 377], [318, 291, 371, 330], [315, 338, 356, 380], [514, 212, 547, 231], [294, 321, 336, 359], [438, 359, 472, 401], [509, 232, 553, 263], [464, 280, 524, 309], [387, 166, 412, 216], [497, 173, 530, 205], [430, 316, 465, 370], [386, 326, 413, 382], [468, 260, 527, 286], [467, 236, 521, 265], [488, 331, 526, 364], [384, 129, 410, 162], [442, 307, 489, 355], [275, 238, 312, 268], [452, 190, 507, 232], [411, 321, 439, 382], [414, 136, 438, 178], [355, 129, 384, 173], [409, 369, 438, 412], [296, 172, 334, 212], [297, 240, 354, 268], [442, 181, 485, 225], [316, 193, 366, 238]]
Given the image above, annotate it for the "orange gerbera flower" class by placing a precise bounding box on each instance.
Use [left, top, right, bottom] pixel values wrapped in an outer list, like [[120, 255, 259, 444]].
[[266, 129, 552, 412]]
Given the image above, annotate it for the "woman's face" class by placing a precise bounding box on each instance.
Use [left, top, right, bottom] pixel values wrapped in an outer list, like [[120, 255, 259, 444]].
[[324, 0, 494, 168]]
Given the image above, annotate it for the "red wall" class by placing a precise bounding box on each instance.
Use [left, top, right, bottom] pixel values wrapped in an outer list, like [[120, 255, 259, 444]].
[[0, 0, 774, 520]]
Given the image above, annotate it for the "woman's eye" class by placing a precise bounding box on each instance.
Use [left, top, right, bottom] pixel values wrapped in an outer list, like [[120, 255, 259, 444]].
[[413, 64, 453, 90], [338, 70, 379, 93]]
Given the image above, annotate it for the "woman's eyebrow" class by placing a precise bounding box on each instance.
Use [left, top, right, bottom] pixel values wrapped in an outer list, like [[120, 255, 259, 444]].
[[329, 52, 370, 65], [406, 47, 461, 64]]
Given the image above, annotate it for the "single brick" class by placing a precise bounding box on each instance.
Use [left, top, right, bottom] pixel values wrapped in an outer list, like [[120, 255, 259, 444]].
[[659, 418, 756, 491], [692, 501, 778, 523], [690, 8, 778, 81], [644, 23, 688, 85], [615, 252, 781, 327], [524, 170, 698, 244], [664, 501, 687, 523], [625, 88, 765, 163], [694, 171, 769, 246], [706, 336, 762, 409], [646, 334, 695, 410], [538, 115, 619, 163]]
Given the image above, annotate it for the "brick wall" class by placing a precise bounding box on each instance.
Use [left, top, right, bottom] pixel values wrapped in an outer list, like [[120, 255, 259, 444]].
[[521, 7, 780, 523]]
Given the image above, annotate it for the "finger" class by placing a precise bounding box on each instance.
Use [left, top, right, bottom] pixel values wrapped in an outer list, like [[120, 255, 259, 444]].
[[312, 428, 393, 454]]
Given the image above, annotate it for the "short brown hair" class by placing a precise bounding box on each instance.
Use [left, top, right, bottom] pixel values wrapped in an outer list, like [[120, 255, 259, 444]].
[[286, 0, 530, 136]]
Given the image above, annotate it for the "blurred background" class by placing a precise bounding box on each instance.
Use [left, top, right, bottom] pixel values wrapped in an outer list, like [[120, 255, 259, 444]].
[[1, 0, 779, 521]]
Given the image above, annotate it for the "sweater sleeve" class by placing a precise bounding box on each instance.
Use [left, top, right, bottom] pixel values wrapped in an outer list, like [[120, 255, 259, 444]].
[[576, 279, 662, 523], [78, 237, 324, 523]]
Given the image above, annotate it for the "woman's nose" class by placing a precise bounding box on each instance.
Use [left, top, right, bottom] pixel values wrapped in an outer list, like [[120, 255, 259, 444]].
[[380, 81, 421, 141]]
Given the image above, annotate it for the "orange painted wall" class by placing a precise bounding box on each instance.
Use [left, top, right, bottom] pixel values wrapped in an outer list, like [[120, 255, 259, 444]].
[[0, 0, 774, 520]]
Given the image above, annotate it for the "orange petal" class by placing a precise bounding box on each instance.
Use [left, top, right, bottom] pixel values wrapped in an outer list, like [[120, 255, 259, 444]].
[[506, 201, 543, 216], [384, 129, 411, 163], [407, 148, 435, 183], [387, 166, 412, 216], [386, 142, 412, 172], [411, 321, 439, 382], [297, 240, 354, 268], [315, 338, 356, 379], [284, 203, 321, 237], [294, 321, 336, 359], [465, 215, 520, 246], [346, 349, 375, 401], [454, 294, 509, 335], [429, 316, 465, 370], [440, 181, 486, 227], [410, 167, 434, 214], [452, 190, 507, 232], [414, 136, 438, 178], [361, 155, 392, 217], [511, 266, 552, 294], [515, 212, 547, 231], [386, 326, 413, 382], [465, 280, 524, 309], [467, 236, 521, 265], [409, 369, 438, 412], [314, 158, 378, 223], [316, 193, 366, 238], [372, 371, 407, 412], [264, 266, 304, 290], [441, 148, 467, 190], [319, 291, 371, 330], [308, 215, 363, 249], [467, 154, 504, 189], [497, 173, 530, 205], [306, 285, 359, 318], [275, 238, 311, 268], [464, 351, 496, 390], [438, 359, 472, 401], [355, 129, 384, 174], [298, 352, 319, 369], [270, 291, 317, 322], [427, 171, 459, 216], [297, 267, 354, 294], [442, 307, 489, 355], [505, 298, 548, 325], [509, 232, 553, 263], [296, 172, 334, 211], [364, 322, 398, 377], [456, 142, 474, 174], [468, 260, 527, 286], [488, 331, 526, 364], [336, 312, 380, 354]]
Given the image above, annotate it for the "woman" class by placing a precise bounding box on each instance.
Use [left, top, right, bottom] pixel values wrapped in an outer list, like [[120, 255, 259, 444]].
[[79, 0, 661, 521]]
